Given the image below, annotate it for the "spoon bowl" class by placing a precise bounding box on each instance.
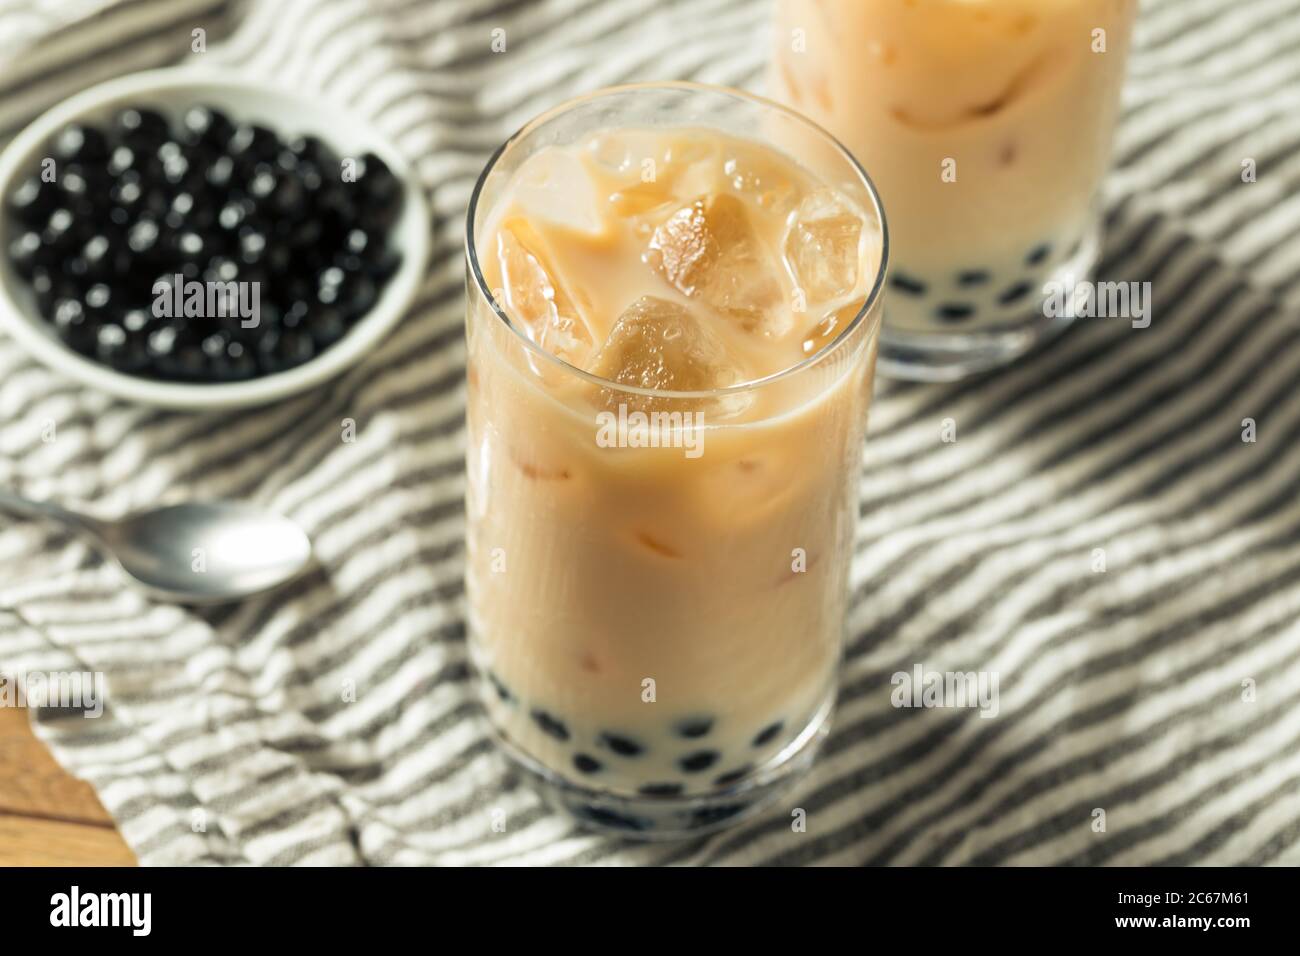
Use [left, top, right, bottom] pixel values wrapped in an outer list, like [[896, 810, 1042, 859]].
[[0, 491, 313, 604], [103, 501, 314, 603]]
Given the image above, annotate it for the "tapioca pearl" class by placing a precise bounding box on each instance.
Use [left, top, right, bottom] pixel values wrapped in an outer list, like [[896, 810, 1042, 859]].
[[752, 720, 785, 748], [679, 750, 720, 773], [957, 269, 990, 287], [713, 766, 753, 788], [530, 708, 569, 741], [935, 304, 976, 323], [638, 783, 684, 797], [690, 805, 746, 827], [891, 272, 927, 296], [675, 716, 714, 739], [997, 282, 1034, 307], [577, 805, 652, 832], [599, 732, 644, 757], [1026, 243, 1052, 266], [573, 753, 603, 774]]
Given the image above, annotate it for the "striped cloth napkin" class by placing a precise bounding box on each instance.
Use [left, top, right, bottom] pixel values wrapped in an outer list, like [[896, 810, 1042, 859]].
[[1, 0, 1299, 866]]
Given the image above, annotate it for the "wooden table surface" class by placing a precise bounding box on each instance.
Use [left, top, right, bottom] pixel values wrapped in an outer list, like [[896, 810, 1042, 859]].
[[0, 706, 135, 866]]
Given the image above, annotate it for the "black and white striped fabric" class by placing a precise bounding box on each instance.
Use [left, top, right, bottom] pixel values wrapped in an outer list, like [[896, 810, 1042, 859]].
[[1, 0, 1298, 866]]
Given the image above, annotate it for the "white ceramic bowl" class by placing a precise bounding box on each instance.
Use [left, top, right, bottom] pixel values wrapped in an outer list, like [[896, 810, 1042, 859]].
[[0, 68, 430, 410]]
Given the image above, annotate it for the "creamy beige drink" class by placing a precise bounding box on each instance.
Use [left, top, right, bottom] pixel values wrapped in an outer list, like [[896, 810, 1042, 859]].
[[770, 0, 1136, 377], [465, 85, 885, 836]]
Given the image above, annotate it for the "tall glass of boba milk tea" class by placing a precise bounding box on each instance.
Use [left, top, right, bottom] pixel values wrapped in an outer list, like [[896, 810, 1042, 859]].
[[465, 83, 887, 837], [770, 0, 1136, 380]]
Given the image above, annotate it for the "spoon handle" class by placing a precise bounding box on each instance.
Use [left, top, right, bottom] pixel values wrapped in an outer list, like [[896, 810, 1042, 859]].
[[0, 489, 104, 537]]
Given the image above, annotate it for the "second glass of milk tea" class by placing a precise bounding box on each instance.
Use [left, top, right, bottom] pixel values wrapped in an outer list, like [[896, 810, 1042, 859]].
[[770, 0, 1136, 379]]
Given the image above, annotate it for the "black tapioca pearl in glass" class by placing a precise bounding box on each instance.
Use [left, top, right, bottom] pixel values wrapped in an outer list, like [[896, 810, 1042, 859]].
[[998, 282, 1034, 307], [638, 783, 683, 797], [936, 304, 976, 323], [599, 733, 644, 757], [958, 269, 990, 287], [577, 805, 651, 832], [675, 717, 714, 739], [1026, 243, 1051, 266], [530, 708, 569, 741], [713, 766, 753, 788], [691, 805, 746, 827], [752, 720, 785, 748], [573, 753, 602, 774], [891, 272, 927, 296], [679, 750, 720, 773]]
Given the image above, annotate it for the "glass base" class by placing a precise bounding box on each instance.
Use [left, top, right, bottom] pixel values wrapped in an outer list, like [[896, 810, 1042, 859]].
[[489, 693, 834, 841], [878, 218, 1101, 382]]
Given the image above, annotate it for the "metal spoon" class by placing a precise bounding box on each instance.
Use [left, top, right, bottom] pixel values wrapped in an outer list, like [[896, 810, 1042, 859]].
[[0, 491, 313, 604]]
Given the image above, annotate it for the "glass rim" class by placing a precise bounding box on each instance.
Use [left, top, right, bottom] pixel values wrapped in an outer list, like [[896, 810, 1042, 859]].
[[464, 80, 890, 400]]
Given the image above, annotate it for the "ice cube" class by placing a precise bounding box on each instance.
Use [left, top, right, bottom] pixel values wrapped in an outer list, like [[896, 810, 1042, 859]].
[[589, 295, 741, 412], [644, 194, 786, 336], [800, 300, 860, 356], [511, 148, 605, 235], [496, 219, 595, 366], [724, 153, 799, 215], [608, 180, 678, 218], [784, 189, 864, 303]]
